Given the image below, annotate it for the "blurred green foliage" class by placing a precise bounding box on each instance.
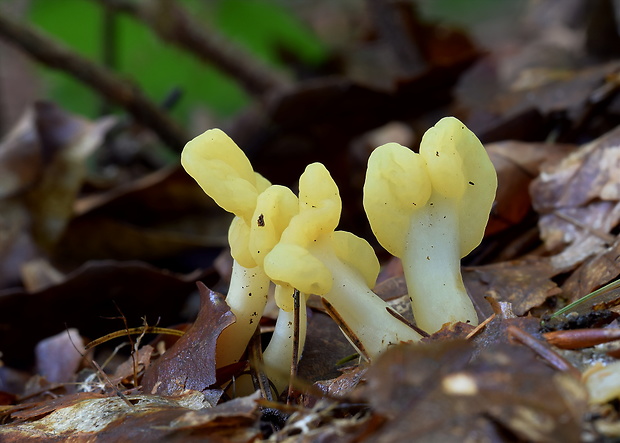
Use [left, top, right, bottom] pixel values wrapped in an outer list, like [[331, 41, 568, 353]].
[[418, 0, 523, 28], [29, 0, 328, 122]]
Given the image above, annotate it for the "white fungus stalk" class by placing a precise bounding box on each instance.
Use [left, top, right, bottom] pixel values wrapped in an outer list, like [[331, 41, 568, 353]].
[[262, 295, 308, 393], [401, 196, 477, 333], [313, 242, 420, 359], [216, 261, 271, 368], [181, 128, 280, 368]]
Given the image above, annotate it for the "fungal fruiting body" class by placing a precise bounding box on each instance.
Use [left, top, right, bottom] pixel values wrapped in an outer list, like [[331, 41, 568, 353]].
[[264, 163, 422, 360], [363, 117, 497, 333], [181, 129, 273, 368], [249, 186, 307, 393]]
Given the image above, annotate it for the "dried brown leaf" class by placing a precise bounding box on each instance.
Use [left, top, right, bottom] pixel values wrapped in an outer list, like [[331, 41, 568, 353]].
[[486, 141, 575, 233], [53, 166, 231, 263], [313, 366, 367, 399], [0, 102, 114, 288], [0, 391, 260, 441], [561, 235, 620, 303], [35, 328, 85, 384], [112, 345, 154, 384], [464, 257, 560, 318], [0, 204, 37, 289], [21, 103, 114, 250], [9, 392, 106, 421], [529, 126, 620, 276], [142, 283, 235, 396], [0, 108, 45, 199], [167, 391, 260, 430], [20, 258, 64, 292], [0, 261, 204, 368], [532, 125, 620, 210], [357, 339, 587, 442], [297, 311, 357, 386]]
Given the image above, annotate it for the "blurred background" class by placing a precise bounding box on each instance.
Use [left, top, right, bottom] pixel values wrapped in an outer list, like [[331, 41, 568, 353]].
[[1, 0, 525, 129]]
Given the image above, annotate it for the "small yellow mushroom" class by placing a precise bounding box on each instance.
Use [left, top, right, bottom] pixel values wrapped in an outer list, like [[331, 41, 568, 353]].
[[250, 186, 308, 393], [264, 163, 422, 361], [363, 117, 497, 333], [182, 129, 274, 368], [183, 129, 310, 391]]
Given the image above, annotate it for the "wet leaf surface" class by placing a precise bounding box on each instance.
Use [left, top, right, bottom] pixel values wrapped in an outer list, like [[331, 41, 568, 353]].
[[142, 283, 235, 396]]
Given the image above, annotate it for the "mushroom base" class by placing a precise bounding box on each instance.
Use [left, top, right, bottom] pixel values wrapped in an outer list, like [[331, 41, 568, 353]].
[[402, 196, 479, 334], [216, 260, 270, 368]]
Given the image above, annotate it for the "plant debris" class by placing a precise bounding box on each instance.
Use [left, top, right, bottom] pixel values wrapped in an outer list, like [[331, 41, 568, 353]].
[[5, 1, 620, 441]]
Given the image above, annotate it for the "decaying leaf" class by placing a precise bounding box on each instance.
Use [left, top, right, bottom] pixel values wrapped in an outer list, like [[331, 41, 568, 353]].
[[486, 140, 575, 234], [464, 257, 561, 318], [142, 283, 235, 397], [297, 310, 358, 386], [0, 107, 45, 199], [0, 390, 260, 441], [531, 126, 620, 210], [55, 166, 232, 264], [0, 102, 114, 288], [0, 261, 205, 368], [357, 340, 587, 442], [313, 366, 367, 399], [35, 328, 85, 385], [20, 258, 65, 292], [112, 344, 155, 385], [562, 236, 620, 303], [531, 126, 620, 272], [166, 391, 261, 431]]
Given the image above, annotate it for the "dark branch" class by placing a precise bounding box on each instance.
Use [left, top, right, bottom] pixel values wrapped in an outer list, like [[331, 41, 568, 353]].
[[366, 0, 426, 77], [95, 0, 291, 97], [0, 11, 189, 151]]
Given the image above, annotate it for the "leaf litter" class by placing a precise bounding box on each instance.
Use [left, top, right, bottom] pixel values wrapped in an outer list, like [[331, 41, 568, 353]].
[[6, 1, 620, 441]]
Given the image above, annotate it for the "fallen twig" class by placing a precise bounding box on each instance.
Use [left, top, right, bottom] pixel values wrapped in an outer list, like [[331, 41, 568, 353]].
[[0, 11, 189, 151], [94, 0, 291, 97], [508, 325, 582, 380]]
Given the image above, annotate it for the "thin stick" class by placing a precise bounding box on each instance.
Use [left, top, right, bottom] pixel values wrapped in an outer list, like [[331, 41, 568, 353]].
[[112, 304, 140, 388], [507, 325, 581, 380], [64, 325, 133, 404], [385, 305, 429, 337], [287, 289, 301, 405], [0, 11, 189, 151], [247, 328, 274, 402], [91, 360, 134, 407], [100, 5, 118, 115], [465, 314, 495, 340], [94, 0, 290, 97], [322, 299, 371, 361], [84, 326, 184, 350]]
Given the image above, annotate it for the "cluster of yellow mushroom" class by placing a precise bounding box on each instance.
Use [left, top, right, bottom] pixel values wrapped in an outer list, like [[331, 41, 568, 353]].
[[181, 117, 497, 393]]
